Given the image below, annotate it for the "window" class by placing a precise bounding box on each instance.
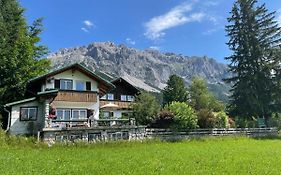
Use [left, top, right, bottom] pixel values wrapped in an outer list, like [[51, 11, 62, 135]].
[[100, 94, 115, 100], [72, 109, 87, 119], [107, 94, 114, 100], [120, 95, 135, 102], [56, 109, 71, 120], [103, 111, 114, 119], [86, 81, 91, 91], [76, 80, 85, 91], [121, 95, 127, 101], [127, 95, 135, 102], [60, 79, 73, 90], [20, 107, 37, 121]]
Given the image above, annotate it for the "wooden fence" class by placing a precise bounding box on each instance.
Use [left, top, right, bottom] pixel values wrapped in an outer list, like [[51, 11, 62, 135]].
[[146, 128, 278, 140]]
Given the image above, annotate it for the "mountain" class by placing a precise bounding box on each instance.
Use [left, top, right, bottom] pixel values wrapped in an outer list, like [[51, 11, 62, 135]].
[[48, 41, 231, 102]]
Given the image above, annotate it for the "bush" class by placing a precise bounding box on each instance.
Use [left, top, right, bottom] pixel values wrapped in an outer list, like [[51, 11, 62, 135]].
[[150, 110, 174, 128], [268, 113, 281, 129], [235, 117, 257, 128], [197, 109, 216, 128], [131, 92, 161, 125], [165, 102, 198, 130], [215, 112, 229, 128]]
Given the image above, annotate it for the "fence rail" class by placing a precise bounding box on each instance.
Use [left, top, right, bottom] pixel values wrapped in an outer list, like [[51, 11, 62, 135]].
[[146, 128, 278, 139]]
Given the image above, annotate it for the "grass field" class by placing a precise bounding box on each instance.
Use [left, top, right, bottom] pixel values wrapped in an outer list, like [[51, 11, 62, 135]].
[[1, 134, 281, 174]]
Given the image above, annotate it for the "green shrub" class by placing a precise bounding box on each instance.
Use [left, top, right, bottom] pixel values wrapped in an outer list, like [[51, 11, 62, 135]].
[[197, 109, 216, 128], [132, 92, 161, 125], [235, 117, 257, 128], [215, 111, 229, 128], [150, 110, 174, 128], [165, 102, 198, 130], [268, 113, 281, 129]]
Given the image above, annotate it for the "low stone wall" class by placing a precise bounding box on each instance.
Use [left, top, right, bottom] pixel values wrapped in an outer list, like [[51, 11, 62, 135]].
[[40, 127, 278, 143], [41, 126, 146, 143], [146, 128, 279, 140]]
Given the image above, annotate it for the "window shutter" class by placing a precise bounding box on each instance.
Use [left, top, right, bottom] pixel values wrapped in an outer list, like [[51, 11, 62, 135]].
[[54, 79, 60, 89], [86, 82, 91, 91]]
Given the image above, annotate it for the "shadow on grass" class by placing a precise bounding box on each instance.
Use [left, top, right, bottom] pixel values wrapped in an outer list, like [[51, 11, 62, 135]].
[[252, 134, 281, 140]]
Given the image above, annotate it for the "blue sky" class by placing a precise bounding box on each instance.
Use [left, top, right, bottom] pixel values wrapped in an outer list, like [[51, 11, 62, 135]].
[[20, 0, 281, 63]]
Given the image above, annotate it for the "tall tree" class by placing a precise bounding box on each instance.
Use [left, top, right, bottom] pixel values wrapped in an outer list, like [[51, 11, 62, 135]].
[[0, 0, 50, 126], [189, 77, 224, 112], [131, 92, 161, 125], [225, 0, 281, 120], [162, 74, 188, 106]]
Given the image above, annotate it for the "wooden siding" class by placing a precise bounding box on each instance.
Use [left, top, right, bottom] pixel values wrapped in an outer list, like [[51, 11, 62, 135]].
[[54, 91, 97, 102], [100, 100, 133, 109]]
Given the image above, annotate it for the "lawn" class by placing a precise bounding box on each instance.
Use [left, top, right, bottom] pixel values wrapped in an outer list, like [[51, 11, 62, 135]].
[[1, 135, 281, 174]]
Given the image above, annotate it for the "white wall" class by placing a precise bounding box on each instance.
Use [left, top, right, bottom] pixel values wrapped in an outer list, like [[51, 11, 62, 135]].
[[9, 100, 44, 135], [44, 69, 98, 92]]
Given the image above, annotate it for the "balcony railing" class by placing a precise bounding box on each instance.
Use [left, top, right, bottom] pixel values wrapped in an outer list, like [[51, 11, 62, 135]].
[[47, 118, 136, 129], [54, 91, 97, 102], [100, 100, 133, 109]]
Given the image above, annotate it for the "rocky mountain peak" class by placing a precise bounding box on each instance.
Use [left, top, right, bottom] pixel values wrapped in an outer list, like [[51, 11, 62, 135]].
[[48, 42, 230, 101]]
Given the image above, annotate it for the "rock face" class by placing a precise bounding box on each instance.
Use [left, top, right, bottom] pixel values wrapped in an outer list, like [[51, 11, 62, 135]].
[[48, 41, 230, 101]]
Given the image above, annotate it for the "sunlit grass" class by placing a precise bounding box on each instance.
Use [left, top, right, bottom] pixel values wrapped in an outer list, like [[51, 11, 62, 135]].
[[1, 131, 281, 174]]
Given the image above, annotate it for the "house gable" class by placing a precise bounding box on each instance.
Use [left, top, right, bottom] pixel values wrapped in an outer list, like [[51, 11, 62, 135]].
[[27, 63, 115, 96]]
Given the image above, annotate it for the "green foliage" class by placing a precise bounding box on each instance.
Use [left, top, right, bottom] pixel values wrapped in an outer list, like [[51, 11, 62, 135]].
[[150, 110, 174, 128], [197, 109, 217, 128], [162, 74, 188, 106], [225, 0, 281, 119], [215, 111, 229, 128], [165, 102, 197, 130], [131, 92, 161, 125], [0, 0, 50, 113], [268, 113, 281, 129], [197, 110, 229, 128], [189, 77, 224, 112], [235, 116, 258, 128]]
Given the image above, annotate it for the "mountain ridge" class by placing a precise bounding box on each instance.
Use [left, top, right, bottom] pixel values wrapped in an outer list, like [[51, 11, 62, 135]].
[[48, 41, 230, 101]]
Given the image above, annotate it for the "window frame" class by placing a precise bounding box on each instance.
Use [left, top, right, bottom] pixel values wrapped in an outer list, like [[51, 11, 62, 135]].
[[71, 109, 87, 119], [20, 107, 38, 121], [60, 79, 73, 90], [107, 93, 114, 101], [75, 80, 85, 91], [56, 108, 71, 120]]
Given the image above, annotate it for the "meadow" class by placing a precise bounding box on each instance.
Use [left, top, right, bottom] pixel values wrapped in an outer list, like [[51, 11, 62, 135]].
[[1, 133, 281, 174]]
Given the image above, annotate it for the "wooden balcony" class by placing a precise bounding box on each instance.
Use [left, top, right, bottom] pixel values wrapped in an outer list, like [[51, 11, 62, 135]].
[[54, 91, 97, 102], [100, 100, 133, 109]]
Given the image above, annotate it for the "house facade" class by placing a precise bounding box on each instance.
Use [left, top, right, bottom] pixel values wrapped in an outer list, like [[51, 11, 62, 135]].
[[100, 77, 140, 119], [4, 63, 126, 136]]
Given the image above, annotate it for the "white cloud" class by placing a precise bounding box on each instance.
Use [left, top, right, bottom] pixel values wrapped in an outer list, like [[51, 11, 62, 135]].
[[144, 2, 209, 40], [149, 46, 160, 51], [203, 0, 220, 7], [144, 2, 193, 40], [202, 28, 218, 35], [126, 38, 136, 45], [83, 20, 94, 28], [81, 20, 94, 33], [81, 27, 89, 33]]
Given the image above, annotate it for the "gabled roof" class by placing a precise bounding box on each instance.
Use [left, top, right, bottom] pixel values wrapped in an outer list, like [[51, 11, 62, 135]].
[[29, 63, 115, 95], [111, 77, 140, 93], [5, 97, 37, 107]]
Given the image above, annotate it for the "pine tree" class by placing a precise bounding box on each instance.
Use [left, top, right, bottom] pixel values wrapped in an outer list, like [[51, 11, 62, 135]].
[[0, 0, 50, 125], [162, 74, 188, 106], [225, 0, 281, 120]]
